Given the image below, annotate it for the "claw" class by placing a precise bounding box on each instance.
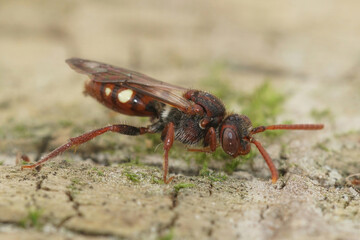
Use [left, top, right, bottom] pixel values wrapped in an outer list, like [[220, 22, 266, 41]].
[[164, 176, 175, 184]]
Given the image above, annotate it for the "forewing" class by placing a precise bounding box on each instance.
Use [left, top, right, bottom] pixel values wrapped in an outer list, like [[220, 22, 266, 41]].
[[66, 58, 192, 110]]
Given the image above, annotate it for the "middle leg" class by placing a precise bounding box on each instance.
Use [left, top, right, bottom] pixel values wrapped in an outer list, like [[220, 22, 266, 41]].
[[187, 127, 217, 153], [161, 122, 175, 184]]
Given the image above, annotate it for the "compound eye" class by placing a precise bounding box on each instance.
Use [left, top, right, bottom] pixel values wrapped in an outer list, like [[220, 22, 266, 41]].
[[222, 128, 239, 157]]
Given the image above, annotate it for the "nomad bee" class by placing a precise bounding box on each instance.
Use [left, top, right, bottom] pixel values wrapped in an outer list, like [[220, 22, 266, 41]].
[[22, 58, 324, 183]]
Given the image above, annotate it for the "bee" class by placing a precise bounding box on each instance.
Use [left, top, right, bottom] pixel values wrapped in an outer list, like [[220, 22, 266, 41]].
[[22, 58, 324, 183]]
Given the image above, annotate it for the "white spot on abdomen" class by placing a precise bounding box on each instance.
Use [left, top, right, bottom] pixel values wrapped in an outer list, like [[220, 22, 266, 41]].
[[105, 87, 111, 96], [118, 89, 134, 103]]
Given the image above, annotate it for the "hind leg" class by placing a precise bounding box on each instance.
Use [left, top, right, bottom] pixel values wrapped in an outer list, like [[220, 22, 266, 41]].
[[22, 124, 150, 169]]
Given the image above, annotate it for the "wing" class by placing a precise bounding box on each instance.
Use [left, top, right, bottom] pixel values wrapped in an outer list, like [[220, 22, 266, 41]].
[[66, 58, 193, 111]]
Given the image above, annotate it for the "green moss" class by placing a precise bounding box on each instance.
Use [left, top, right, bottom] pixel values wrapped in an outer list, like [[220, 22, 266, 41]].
[[314, 142, 330, 152], [151, 176, 164, 184], [0, 161, 3, 165], [240, 81, 286, 137], [211, 148, 231, 161], [71, 177, 80, 185], [12, 123, 34, 138], [241, 148, 257, 161], [58, 119, 73, 128], [124, 169, 141, 182], [310, 108, 332, 121], [21, 160, 29, 166], [223, 159, 241, 174], [199, 61, 234, 102], [173, 183, 195, 193], [169, 144, 257, 176], [199, 165, 228, 182], [209, 173, 228, 182], [158, 229, 174, 240], [123, 157, 143, 166], [91, 167, 104, 176], [334, 130, 360, 138], [193, 152, 208, 166], [280, 143, 290, 159], [64, 158, 74, 164], [19, 208, 43, 229], [0, 128, 6, 139], [189, 148, 229, 167], [13, 124, 27, 134], [66, 177, 82, 195], [223, 148, 256, 174]]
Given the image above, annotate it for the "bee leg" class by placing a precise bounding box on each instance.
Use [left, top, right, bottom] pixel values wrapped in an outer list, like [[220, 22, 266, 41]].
[[161, 122, 175, 184], [187, 127, 217, 153], [187, 147, 213, 153], [249, 138, 279, 183], [22, 124, 150, 170]]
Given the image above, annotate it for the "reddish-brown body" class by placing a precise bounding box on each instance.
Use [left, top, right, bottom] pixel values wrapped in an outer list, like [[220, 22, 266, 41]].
[[85, 81, 158, 117], [22, 58, 324, 184]]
